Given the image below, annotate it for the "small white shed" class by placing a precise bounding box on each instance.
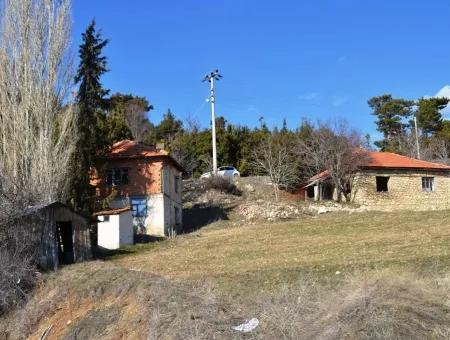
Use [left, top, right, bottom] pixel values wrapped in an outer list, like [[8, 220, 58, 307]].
[[94, 207, 134, 250]]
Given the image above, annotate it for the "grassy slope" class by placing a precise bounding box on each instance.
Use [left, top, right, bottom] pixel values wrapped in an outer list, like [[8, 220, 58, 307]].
[[113, 210, 450, 296], [2, 210, 450, 339]]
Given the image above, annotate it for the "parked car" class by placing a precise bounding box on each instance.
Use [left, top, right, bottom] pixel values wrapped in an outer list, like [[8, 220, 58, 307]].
[[200, 166, 240, 179]]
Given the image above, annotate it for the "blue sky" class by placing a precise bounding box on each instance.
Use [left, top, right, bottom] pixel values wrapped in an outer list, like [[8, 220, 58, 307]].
[[73, 1, 450, 138]]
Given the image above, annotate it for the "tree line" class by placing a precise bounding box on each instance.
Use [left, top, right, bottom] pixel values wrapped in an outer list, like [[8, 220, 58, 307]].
[[71, 20, 450, 208]]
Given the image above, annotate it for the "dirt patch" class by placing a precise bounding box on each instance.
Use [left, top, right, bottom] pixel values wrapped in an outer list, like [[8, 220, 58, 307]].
[[0, 262, 243, 340]]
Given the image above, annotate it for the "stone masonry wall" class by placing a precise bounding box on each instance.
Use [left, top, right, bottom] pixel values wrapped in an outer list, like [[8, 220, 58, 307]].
[[351, 169, 450, 211]]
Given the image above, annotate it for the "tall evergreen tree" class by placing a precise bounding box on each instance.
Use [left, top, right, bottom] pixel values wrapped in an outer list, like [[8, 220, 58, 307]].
[[368, 94, 413, 151], [415, 97, 448, 136], [70, 20, 110, 212], [154, 109, 183, 145]]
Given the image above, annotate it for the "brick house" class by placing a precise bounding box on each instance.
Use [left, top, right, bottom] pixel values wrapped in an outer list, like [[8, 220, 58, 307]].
[[91, 140, 183, 236], [305, 151, 450, 210]]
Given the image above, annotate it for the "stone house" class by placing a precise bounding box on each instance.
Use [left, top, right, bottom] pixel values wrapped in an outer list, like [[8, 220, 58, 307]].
[[306, 151, 450, 210], [91, 140, 183, 236]]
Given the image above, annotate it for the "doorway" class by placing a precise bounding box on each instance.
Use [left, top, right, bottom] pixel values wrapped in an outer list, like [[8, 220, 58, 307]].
[[56, 221, 74, 265]]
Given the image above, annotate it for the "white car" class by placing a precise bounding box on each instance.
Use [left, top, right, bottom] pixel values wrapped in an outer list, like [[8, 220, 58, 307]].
[[200, 166, 240, 179]]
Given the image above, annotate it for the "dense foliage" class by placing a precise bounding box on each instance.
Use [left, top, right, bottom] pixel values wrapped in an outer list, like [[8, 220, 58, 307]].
[[70, 20, 110, 212]]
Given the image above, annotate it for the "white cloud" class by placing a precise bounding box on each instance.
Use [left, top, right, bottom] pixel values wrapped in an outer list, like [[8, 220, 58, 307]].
[[298, 92, 319, 100], [332, 95, 348, 107], [434, 85, 450, 116]]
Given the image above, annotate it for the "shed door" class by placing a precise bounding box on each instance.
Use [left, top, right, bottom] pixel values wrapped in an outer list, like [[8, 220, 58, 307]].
[[56, 221, 74, 264]]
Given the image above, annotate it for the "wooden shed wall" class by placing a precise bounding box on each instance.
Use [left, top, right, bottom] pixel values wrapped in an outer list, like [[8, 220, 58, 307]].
[[23, 205, 92, 270]]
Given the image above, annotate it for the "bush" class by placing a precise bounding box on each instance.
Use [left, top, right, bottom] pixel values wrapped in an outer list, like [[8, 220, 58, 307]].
[[202, 176, 241, 196], [258, 271, 450, 339], [0, 222, 37, 316]]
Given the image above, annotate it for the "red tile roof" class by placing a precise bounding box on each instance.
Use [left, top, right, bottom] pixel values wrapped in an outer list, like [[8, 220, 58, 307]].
[[363, 151, 450, 170], [108, 140, 168, 159], [307, 151, 450, 184], [309, 170, 330, 182], [93, 206, 131, 216], [105, 140, 183, 171]]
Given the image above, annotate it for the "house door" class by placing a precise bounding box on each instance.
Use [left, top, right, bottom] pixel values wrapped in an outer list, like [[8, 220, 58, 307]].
[[56, 221, 74, 264]]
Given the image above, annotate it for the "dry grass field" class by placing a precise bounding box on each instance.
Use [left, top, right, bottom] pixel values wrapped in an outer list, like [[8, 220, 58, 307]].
[[2, 210, 450, 339], [113, 210, 450, 296]]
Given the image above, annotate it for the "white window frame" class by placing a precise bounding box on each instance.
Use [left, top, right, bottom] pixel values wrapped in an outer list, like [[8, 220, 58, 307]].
[[422, 177, 435, 192]]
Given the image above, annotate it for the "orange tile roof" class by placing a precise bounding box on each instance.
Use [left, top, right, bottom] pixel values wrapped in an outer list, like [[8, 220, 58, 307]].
[[105, 140, 183, 171], [93, 206, 131, 216], [307, 151, 450, 184], [108, 140, 168, 159], [309, 170, 330, 182], [363, 151, 450, 170]]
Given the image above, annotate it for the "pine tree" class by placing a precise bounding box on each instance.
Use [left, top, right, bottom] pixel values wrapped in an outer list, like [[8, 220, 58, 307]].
[[368, 94, 413, 151], [70, 20, 110, 212], [155, 109, 183, 145], [415, 97, 448, 136]]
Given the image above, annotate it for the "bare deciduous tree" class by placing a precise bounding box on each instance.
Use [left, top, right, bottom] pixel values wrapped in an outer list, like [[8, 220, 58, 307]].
[[296, 121, 369, 202], [124, 102, 150, 142], [171, 148, 197, 177], [250, 135, 299, 200], [0, 0, 76, 312], [0, 0, 77, 203]]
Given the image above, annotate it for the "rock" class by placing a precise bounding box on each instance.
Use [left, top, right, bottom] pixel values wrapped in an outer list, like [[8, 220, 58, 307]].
[[244, 184, 255, 192], [317, 206, 329, 214]]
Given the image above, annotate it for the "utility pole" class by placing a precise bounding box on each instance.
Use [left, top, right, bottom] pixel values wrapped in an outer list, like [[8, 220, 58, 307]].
[[414, 115, 421, 159], [203, 70, 222, 174]]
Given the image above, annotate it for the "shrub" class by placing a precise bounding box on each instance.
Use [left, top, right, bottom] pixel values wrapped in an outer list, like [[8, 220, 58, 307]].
[[0, 221, 38, 316], [202, 176, 241, 196]]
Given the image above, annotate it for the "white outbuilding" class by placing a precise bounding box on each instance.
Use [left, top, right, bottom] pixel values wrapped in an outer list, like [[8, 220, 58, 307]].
[[94, 207, 134, 250]]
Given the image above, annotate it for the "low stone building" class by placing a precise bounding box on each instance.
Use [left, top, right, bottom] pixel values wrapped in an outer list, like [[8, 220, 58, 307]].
[[91, 140, 183, 236], [306, 151, 450, 211]]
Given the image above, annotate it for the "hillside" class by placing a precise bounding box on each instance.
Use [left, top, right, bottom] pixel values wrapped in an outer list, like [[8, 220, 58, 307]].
[[1, 210, 450, 339]]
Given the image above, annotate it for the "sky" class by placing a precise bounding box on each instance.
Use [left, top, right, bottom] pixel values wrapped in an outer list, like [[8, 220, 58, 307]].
[[72, 0, 450, 138]]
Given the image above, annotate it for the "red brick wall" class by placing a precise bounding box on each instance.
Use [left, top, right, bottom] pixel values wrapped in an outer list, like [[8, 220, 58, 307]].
[[92, 158, 164, 198]]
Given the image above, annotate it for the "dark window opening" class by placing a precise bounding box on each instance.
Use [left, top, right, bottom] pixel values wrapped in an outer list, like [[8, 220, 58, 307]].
[[103, 215, 110, 222], [131, 197, 147, 217], [174, 175, 179, 194], [105, 168, 129, 187], [376, 176, 389, 192], [56, 222, 74, 265], [422, 177, 434, 192]]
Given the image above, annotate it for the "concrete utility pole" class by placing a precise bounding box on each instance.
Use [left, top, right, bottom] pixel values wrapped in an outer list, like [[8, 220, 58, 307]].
[[203, 70, 222, 174]]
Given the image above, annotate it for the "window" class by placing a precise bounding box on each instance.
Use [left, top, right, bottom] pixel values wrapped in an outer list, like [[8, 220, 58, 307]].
[[131, 197, 147, 217], [174, 175, 179, 194], [422, 177, 434, 192], [103, 215, 110, 222], [105, 168, 129, 187], [376, 176, 389, 192]]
